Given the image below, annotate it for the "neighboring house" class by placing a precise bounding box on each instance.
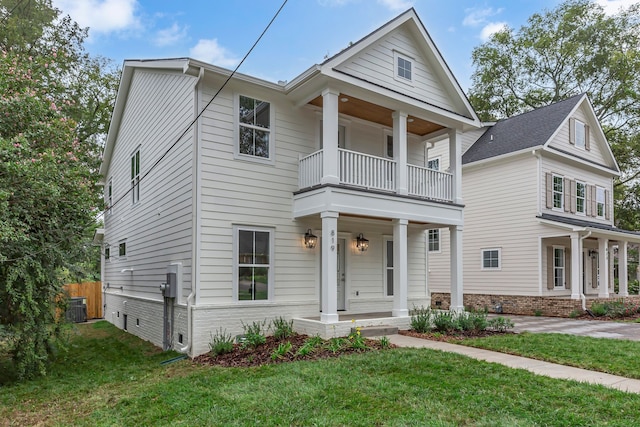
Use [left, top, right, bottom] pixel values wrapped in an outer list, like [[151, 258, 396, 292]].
[[428, 94, 640, 315], [94, 9, 481, 356]]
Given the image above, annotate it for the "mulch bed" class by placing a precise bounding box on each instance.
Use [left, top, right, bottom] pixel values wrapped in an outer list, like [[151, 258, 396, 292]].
[[399, 329, 515, 342], [194, 334, 395, 368], [574, 312, 640, 322]]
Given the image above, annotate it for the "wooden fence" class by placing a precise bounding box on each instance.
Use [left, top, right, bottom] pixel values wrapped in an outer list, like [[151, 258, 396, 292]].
[[63, 282, 102, 319]]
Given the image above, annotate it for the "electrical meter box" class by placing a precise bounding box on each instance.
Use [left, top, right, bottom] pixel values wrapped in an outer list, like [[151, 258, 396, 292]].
[[160, 264, 180, 298]]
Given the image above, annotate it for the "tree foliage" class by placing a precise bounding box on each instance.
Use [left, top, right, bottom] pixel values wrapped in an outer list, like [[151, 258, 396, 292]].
[[0, 0, 117, 379], [468, 0, 640, 229]]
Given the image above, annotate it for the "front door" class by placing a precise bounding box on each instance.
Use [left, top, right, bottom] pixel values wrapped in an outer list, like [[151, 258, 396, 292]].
[[337, 238, 346, 310]]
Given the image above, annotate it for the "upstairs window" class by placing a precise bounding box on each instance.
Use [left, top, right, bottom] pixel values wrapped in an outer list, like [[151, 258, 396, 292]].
[[428, 229, 440, 252], [596, 186, 605, 218], [570, 118, 589, 150], [131, 149, 140, 204], [553, 174, 563, 210], [428, 157, 440, 171], [119, 241, 127, 258], [394, 51, 413, 84], [107, 178, 113, 215], [238, 95, 271, 159], [575, 120, 586, 149], [104, 245, 110, 261], [576, 181, 586, 214]]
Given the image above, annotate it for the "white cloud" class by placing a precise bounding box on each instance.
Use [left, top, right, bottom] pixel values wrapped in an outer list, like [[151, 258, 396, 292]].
[[52, 0, 140, 34], [377, 0, 414, 11], [154, 23, 188, 47], [596, 0, 640, 14], [189, 39, 238, 67], [462, 7, 504, 27], [480, 22, 508, 41]]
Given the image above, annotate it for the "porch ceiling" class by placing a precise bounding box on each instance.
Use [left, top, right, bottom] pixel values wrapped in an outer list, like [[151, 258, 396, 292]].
[[309, 94, 445, 136]]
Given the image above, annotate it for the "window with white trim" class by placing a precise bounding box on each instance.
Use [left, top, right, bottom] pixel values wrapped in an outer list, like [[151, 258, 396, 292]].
[[384, 238, 393, 296], [553, 174, 563, 210], [428, 229, 440, 252], [394, 51, 413, 83], [107, 178, 113, 215], [553, 247, 565, 288], [481, 248, 501, 270], [131, 149, 140, 204], [238, 95, 271, 159], [427, 157, 440, 171], [104, 245, 110, 261], [576, 181, 586, 215], [385, 134, 394, 158], [596, 186, 605, 218], [118, 241, 127, 258], [236, 227, 272, 301], [574, 120, 586, 149]]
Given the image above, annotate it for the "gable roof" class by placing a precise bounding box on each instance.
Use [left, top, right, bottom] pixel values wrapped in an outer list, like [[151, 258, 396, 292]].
[[463, 94, 584, 164]]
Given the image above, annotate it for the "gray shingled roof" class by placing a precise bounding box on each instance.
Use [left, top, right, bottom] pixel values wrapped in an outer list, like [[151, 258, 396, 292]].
[[462, 94, 584, 164], [538, 213, 640, 237]]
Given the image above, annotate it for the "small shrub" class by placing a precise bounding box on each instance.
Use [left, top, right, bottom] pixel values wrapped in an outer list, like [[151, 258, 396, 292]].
[[629, 280, 640, 295], [433, 311, 457, 333], [590, 302, 607, 317], [325, 337, 347, 353], [208, 328, 234, 356], [410, 305, 432, 333], [271, 317, 294, 339], [270, 341, 293, 360], [464, 309, 488, 332], [569, 309, 582, 318], [487, 316, 515, 333], [348, 327, 368, 350], [240, 320, 267, 348], [378, 336, 391, 349], [456, 312, 475, 332], [534, 309, 543, 317], [295, 335, 325, 357]]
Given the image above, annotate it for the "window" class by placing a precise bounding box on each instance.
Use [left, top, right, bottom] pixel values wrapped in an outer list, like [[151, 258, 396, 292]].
[[104, 246, 110, 261], [553, 174, 563, 210], [596, 186, 605, 217], [394, 51, 413, 83], [574, 120, 586, 149], [238, 95, 271, 159], [553, 247, 565, 288], [118, 241, 126, 258], [107, 178, 113, 215], [385, 238, 393, 296], [428, 229, 440, 252], [386, 134, 394, 158], [131, 149, 140, 204], [428, 157, 440, 171], [482, 248, 501, 270], [576, 181, 586, 214], [236, 227, 272, 301]]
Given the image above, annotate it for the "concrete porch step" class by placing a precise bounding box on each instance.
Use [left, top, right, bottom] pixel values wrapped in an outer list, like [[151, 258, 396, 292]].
[[353, 325, 398, 337]]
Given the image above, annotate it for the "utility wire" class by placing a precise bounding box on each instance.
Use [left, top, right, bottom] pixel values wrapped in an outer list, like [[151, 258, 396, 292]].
[[97, 0, 288, 223]]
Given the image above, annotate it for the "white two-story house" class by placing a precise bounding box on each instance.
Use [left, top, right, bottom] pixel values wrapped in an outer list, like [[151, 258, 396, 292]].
[[95, 9, 481, 356], [427, 94, 640, 315]]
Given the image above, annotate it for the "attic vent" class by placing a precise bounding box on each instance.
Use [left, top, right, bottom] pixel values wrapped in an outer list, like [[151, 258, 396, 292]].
[[490, 134, 494, 142]]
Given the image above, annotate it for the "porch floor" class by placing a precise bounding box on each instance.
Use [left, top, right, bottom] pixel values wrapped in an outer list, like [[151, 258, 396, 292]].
[[303, 311, 393, 321]]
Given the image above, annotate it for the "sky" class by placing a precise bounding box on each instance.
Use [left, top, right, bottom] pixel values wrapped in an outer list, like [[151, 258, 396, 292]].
[[51, 0, 640, 92]]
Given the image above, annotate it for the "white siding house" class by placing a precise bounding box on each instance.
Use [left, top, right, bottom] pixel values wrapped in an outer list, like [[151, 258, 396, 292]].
[[96, 9, 481, 356], [428, 94, 640, 315]]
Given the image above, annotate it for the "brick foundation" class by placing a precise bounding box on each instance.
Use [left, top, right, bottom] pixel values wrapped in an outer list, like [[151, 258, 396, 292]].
[[430, 292, 640, 317]]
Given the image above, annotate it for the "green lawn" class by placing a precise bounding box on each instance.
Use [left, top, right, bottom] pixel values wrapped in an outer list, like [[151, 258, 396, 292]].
[[460, 332, 640, 379], [2, 322, 640, 426]]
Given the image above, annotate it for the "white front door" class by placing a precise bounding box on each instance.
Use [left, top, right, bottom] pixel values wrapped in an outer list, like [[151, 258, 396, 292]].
[[337, 238, 346, 310]]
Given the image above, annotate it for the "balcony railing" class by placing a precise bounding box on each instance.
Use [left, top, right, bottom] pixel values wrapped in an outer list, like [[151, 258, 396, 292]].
[[298, 149, 453, 202]]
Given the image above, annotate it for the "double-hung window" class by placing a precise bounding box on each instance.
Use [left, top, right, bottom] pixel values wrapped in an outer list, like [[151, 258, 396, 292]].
[[482, 248, 501, 270], [576, 181, 586, 215], [428, 229, 440, 252], [107, 178, 113, 215], [553, 247, 565, 288], [131, 149, 140, 204], [119, 241, 127, 258], [385, 238, 393, 296], [236, 227, 272, 301], [574, 120, 586, 149], [552, 174, 563, 210], [596, 186, 605, 217], [238, 95, 271, 159], [104, 245, 110, 261]]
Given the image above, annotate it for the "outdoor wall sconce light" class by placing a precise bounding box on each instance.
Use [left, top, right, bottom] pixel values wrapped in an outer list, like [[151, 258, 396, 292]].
[[304, 229, 317, 249], [356, 233, 369, 252], [588, 249, 598, 259]]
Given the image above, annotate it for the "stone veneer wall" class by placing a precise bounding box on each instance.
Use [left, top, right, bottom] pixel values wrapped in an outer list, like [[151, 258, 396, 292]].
[[430, 292, 640, 317]]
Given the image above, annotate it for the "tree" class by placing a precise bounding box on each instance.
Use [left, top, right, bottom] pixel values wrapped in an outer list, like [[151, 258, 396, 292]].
[[468, 0, 640, 229], [0, 0, 117, 379]]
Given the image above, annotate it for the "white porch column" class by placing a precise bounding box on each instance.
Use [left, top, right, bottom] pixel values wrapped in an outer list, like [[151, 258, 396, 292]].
[[619, 241, 629, 297], [570, 233, 581, 299], [321, 89, 340, 185], [598, 238, 609, 298], [448, 129, 463, 205], [392, 111, 408, 195], [609, 242, 615, 292], [392, 219, 409, 317], [321, 211, 339, 322], [450, 225, 464, 312]]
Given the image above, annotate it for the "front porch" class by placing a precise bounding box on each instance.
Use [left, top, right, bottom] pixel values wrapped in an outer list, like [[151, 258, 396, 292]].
[[294, 311, 411, 339]]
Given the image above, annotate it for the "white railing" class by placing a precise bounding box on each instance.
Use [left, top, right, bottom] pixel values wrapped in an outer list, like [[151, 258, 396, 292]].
[[298, 150, 323, 189], [338, 149, 396, 192], [407, 164, 453, 202]]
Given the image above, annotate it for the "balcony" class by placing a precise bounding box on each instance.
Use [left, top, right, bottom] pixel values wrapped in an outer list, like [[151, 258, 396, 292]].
[[299, 148, 453, 202]]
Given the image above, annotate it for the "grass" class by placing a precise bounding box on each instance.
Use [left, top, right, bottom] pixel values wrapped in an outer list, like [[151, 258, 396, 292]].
[[459, 332, 640, 379], [2, 322, 640, 426]]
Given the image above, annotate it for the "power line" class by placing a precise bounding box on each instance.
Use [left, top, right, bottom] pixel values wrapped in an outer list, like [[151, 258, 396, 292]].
[[97, 0, 288, 223]]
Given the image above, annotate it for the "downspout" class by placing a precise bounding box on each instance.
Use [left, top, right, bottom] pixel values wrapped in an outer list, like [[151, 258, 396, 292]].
[[424, 141, 435, 166], [178, 64, 204, 355], [579, 230, 592, 311]]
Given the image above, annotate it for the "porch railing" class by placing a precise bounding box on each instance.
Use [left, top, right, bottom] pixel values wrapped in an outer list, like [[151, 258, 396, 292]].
[[298, 149, 453, 202], [339, 149, 395, 192], [407, 164, 452, 202]]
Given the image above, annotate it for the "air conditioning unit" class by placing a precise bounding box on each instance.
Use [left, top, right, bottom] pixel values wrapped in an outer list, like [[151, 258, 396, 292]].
[[66, 297, 87, 323]]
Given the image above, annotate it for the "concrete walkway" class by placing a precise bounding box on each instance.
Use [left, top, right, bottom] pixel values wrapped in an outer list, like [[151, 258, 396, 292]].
[[508, 314, 640, 340], [387, 333, 640, 394]]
